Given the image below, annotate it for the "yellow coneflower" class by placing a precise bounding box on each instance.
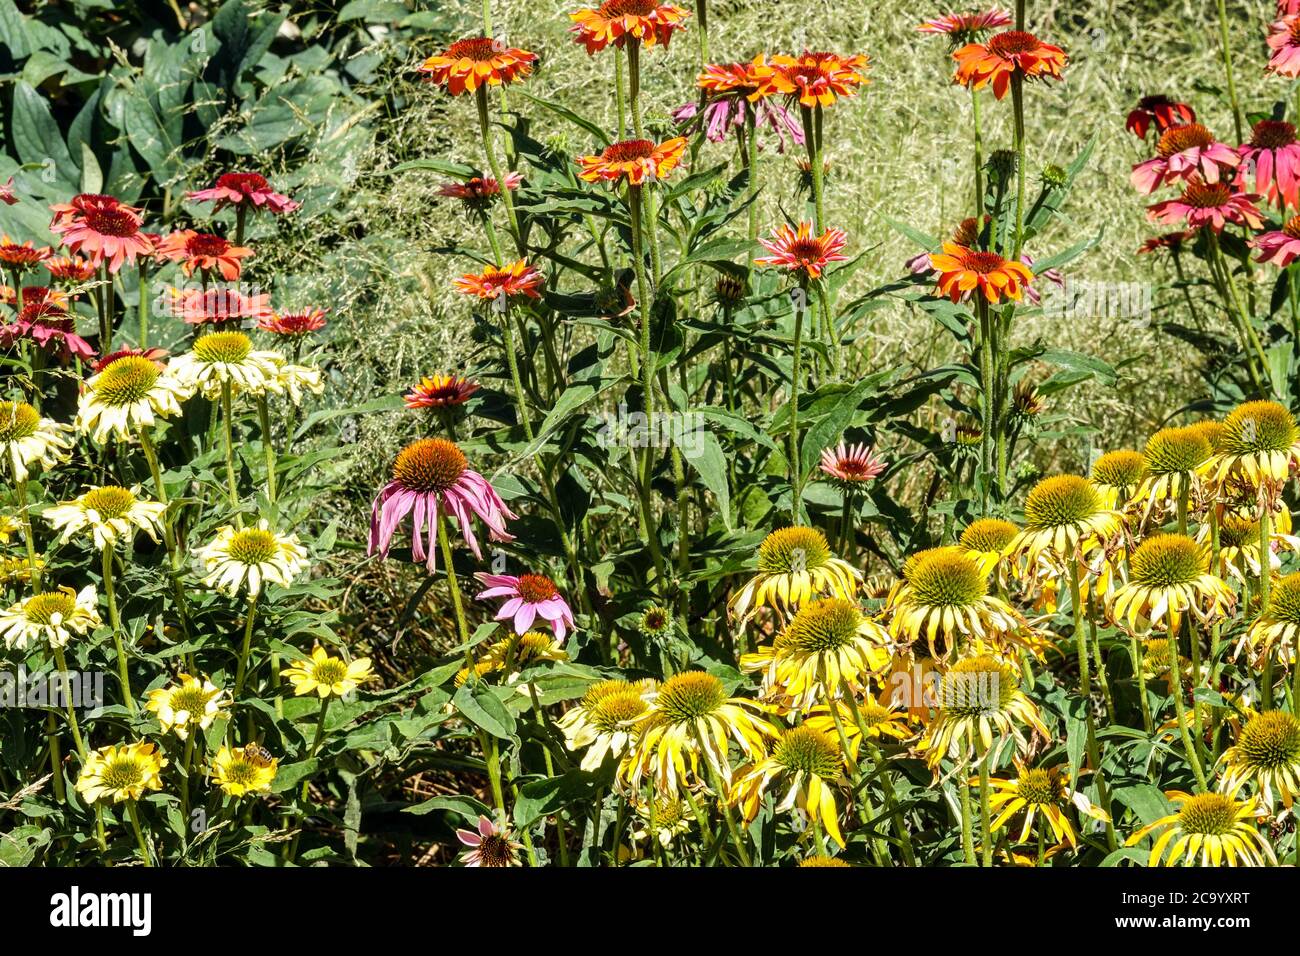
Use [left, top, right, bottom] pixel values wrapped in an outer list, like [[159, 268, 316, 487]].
[[281, 645, 375, 698], [1125, 788, 1276, 867], [958, 517, 1019, 582], [1006, 474, 1122, 568], [75, 741, 167, 803], [623, 671, 778, 795], [144, 674, 228, 740], [1140, 637, 1191, 692], [557, 678, 655, 771], [75, 355, 192, 443], [730, 725, 849, 847], [797, 855, 852, 866], [1134, 426, 1211, 523], [479, 630, 568, 675], [1202, 400, 1300, 496], [740, 597, 890, 711], [980, 760, 1108, 847], [0, 514, 22, 545], [1218, 710, 1300, 808], [1107, 533, 1233, 634], [210, 743, 278, 797], [0, 400, 73, 481], [43, 484, 165, 551], [804, 695, 916, 760], [1198, 505, 1300, 585], [195, 519, 308, 597], [1187, 418, 1224, 452], [922, 653, 1049, 768], [169, 330, 282, 398], [453, 659, 497, 687], [1090, 449, 1146, 509], [728, 526, 861, 621], [631, 794, 692, 848], [0, 585, 100, 649], [1243, 571, 1300, 668]]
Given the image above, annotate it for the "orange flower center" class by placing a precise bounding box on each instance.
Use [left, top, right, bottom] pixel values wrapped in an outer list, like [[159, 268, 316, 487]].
[[988, 30, 1042, 58], [392, 438, 468, 492], [789, 238, 826, 260], [1156, 123, 1214, 158], [1251, 120, 1297, 150], [446, 37, 497, 60], [1182, 182, 1232, 208], [1284, 215, 1300, 240], [515, 573, 558, 603], [957, 249, 1009, 274], [83, 205, 139, 238], [602, 139, 656, 161]]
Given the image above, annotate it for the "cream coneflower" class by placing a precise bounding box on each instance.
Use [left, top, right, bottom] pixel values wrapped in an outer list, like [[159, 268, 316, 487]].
[[922, 653, 1049, 768], [631, 794, 692, 847], [75, 354, 192, 442], [1199, 505, 1300, 586], [557, 677, 655, 771], [479, 630, 568, 674], [1005, 474, 1122, 567], [267, 362, 324, 406], [1089, 449, 1146, 509], [75, 741, 167, 803], [144, 674, 229, 740], [803, 695, 916, 760], [169, 330, 282, 398], [623, 671, 778, 795], [728, 526, 861, 621], [281, 645, 375, 698], [1242, 571, 1300, 667], [740, 597, 890, 711], [1107, 533, 1233, 634], [195, 520, 308, 597], [0, 585, 100, 650], [0, 400, 73, 481], [1218, 710, 1300, 809], [980, 760, 1109, 848], [210, 743, 279, 797], [43, 485, 164, 550], [1202, 400, 1300, 497], [730, 725, 848, 847], [1125, 788, 1276, 867], [1134, 426, 1211, 522]]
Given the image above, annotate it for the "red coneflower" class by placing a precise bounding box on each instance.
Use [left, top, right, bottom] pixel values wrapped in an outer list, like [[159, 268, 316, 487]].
[[405, 374, 481, 409], [1137, 231, 1194, 255], [1253, 215, 1300, 267], [917, 9, 1013, 43], [1147, 182, 1265, 233], [1126, 95, 1196, 140], [1, 302, 95, 363], [43, 255, 97, 283], [155, 230, 253, 281], [258, 307, 328, 338], [0, 177, 15, 206], [672, 57, 805, 152], [569, 0, 690, 54], [418, 37, 538, 95], [162, 286, 272, 325], [1131, 124, 1239, 194], [186, 172, 299, 214], [819, 442, 887, 487], [1238, 120, 1300, 209], [953, 30, 1067, 99], [760, 52, 870, 108], [437, 172, 523, 210], [577, 137, 689, 185], [755, 221, 848, 279], [929, 242, 1033, 304], [1267, 15, 1300, 77], [50, 194, 152, 273], [93, 346, 168, 374], [0, 235, 52, 270], [453, 260, 545, 300]]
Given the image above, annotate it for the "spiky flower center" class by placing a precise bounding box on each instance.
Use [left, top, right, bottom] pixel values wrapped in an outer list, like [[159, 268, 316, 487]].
[[581, 679, 637, 710], [1142, 638, 1179, 674], [1016, 768, 1064, 806], [169, 685, 213, 717], [959, 518, 1017, 554], [476, 833, 516, 866], [600, 0, 658, 16], [83, 205, 139, 238], [392, 438, 468, 492], [1091, 450, 1145, 488], [1267, 573, 1300, 625], [940, 656, 1015, 716], [516, 632, 557, 662], [773, 725, 842, 778], [83, 485, 135, 519], [602, 139, 656, 162], [639, 605, 671, 637], [1177, 793, 1238, 836], [24, 592, 77, 626], [184, 233, 232, 258], [223, 759, 260, 785], [101, 758, 144, 791], [590, 690, 649, 732], [1156, 123, 1214, 158], [858, 700, 895, 727], [94, 356, 160, 405], [1235, 711, 1300, 770], [0, 401, 40, 443], [445, 36, 497, 61], [515, 573, 557, 603], [227, 528, 278, 565], [1023, 474, 1103, 530], [757, 526, 832, 573], [988, 29, 1042, 57], [1129, 534, 1204, 588], [310, 658, 348, 686], [1221, 400, 1297, 455], [217, 172, 270, 194], [1144, 426, 1211, 475], [908, 549, 987, 607], [1218, 512, 1257, 549], [1251, 120, 1297, 150], [780, 598, 863, 652], [798, 856, 851, 867], [1182, 182, 1232, 208], [192, 330, 253, 364], [1188, 420, 1224, 450], [656, 672, 726, 722], [956, 249, 1010, 274], [647, 796, 685, 829], [952, 217, 982, 246], [1285, 216, 1300, 241]]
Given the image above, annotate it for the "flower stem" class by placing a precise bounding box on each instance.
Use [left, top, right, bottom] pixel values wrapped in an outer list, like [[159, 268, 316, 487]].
[[1215, 0, 1245, 143], [958, 770, 977, 865], [789, 278, 807, 521], [256, 396, 277, 503], [220, 380, 239, 510], [1010, 75, 1026, 261], [971, 88, 984, 217], [1130, 633, 1153, 733], [232, 591, 259, 700], [1259, 503, 1274, 710], [1068, 560, 1118, 850], [102, 544, 134, 713], [977, 737, 993, 867], [139, 428, 194, 642], [437, 513, 472, 648], [475, 85, 520, 247], [51, 645, 86, 759], [1171, 625, 1209, 791], [127, 801, 152, 867], [16, 478, 42, 593]]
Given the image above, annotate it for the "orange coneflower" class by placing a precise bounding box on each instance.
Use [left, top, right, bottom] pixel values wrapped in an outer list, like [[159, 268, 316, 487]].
[[918, 9, 1012, 43], [162, 286, 272, 326], [418, 37, 537, 95], [929, 243, 1033, 304], [755, 221, 848, 279], [259, 308, 328, 338], [953, 29, 1067, 99], [569, 0, 689, 54], [577, 137, 688, 186], [155, 230, 252, 281], [405, 374, 481, 409], [42, 255, 97, 283], [49, 194, 153, 273], [760, 52, 870, 108], [0, 235, 52, 270], [453, 260, 545, 300]]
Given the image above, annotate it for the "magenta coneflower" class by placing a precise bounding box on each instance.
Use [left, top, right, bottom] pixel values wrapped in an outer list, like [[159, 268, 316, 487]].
[[259, 307, 329, 337], [368, 437, 516, 573], [1147, 182, 1264, 233], [1130, 124, 1239, 195], [187, 172, 299, 215], [456, 815, 524, 867], [1, 302, 94, 363], [755, 222, 848, 279], [49, 194, 152, 273], [93, 346, 168, 374], [404, 374, 480, 409], [1137, 230, 1194, 255], [819, 442, 886, 487], [474, 572, 575, 642], [1253, 215, 1300, 267], [671, 58, 804, 153], [1125, 95, 1195, 140], [437, 173, 522, 210], [1238, 120, 1300, 209], [1268, 15, 1300, 77], [0, 177, 15, 206], [917, 9, 1012, 43]]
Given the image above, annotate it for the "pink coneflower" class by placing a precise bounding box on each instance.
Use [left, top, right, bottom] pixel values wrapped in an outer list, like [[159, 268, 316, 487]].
[[43, 255, 97, 283], [1020, 253, 1065, 306], [819, 442, 886, 487], [438, 173, 522, 210], [917, 9, 1012, 43], [1252, 215, 1300, 267], [1125, 95, 1195, 140], [368, 437, 516, 573], [50, 194, 152, 273], [755, 222, 848, 279], [405, 374, 480, 409], [162, 286, 272, 325], [1138, 230, 1194, 255], [671, 58, 805, 153], [1147, 182, 1265, 232], [1130, 124, 1239, 195], [1, 302, 94, 363], [93, 346, 168, 373], [456, 815, 524, 867], [1268, 15, 1300, 77], [186, 172, 299, 214], [1237, 120, 1300, 209], [474, 572, 575, 642], [1283, 0, 1300, 15], [0, 178, 16, 206], [259, 307, 329, 337], [155, 230, 252, 281]]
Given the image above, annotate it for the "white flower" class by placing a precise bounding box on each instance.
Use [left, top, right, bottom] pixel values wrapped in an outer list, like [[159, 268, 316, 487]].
[[75, 355, 192, 443], [195, 519, 308, 597], [269, 363, 324, 405], [0, 585, 101, 649], [0, 401, 73, 482], [170, 331, 282, 399], [43, 485, 165, 551]]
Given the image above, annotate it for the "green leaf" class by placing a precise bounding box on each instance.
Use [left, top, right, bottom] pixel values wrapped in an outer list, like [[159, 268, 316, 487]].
[[680, 427, 731, 530], [452, 682, 517, 739], [11, 81, 78, 191], [513, 769, 604, 828], [1033, 349, 1118, 387], [514, 90, 610, 146]]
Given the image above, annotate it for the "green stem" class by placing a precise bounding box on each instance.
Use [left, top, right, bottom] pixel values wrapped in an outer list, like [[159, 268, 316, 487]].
[[51, 646, 86, 759], [977, 736, 993, 867], [1215, 0, 1245, 143], [102, 544, 134, 712], [16, 478, 42, 593], [221, 380, 239, 510], [232, 591, 259, 700], [127, 802, 152, 867], [1068, 561, 1118, 850], [789, 279, 807, 521], [256, 397, 277, 503], [437, 513, 472, 648]]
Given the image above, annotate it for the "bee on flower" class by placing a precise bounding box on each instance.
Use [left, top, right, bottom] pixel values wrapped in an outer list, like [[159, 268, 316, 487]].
[[210, 743, 280, 797]]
